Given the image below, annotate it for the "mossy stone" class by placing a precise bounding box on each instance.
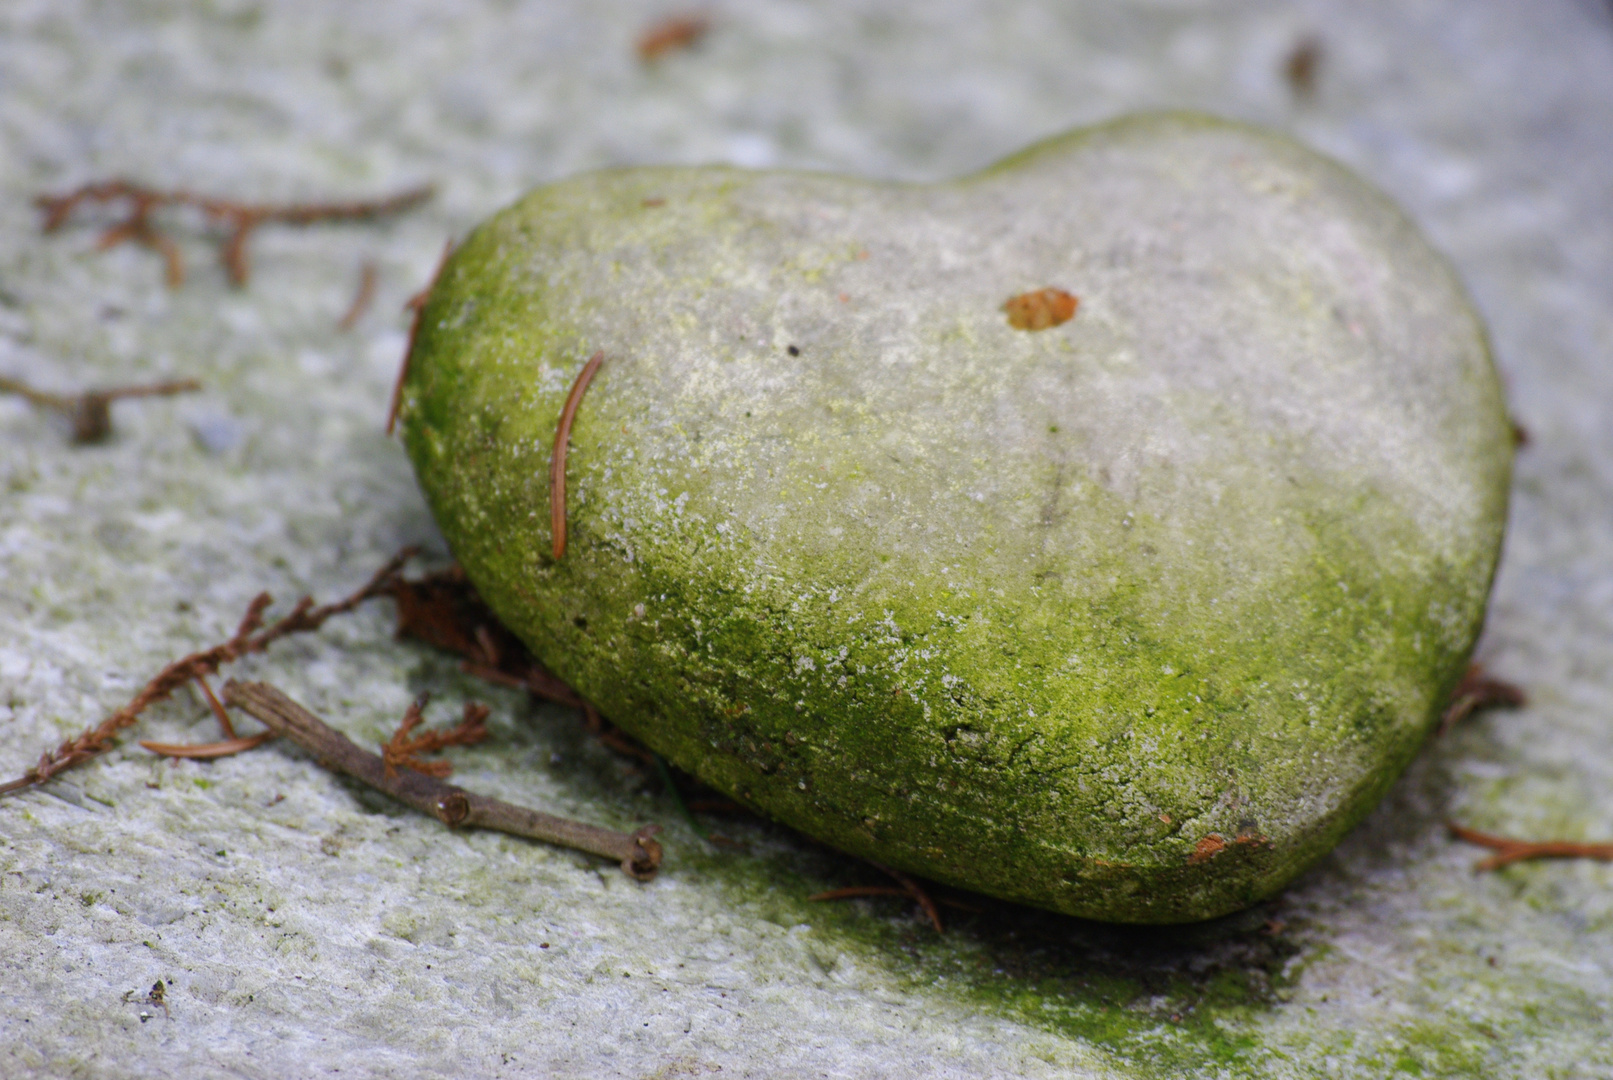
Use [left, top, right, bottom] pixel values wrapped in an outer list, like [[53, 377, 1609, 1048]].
[[397, 113, 1510, 923]]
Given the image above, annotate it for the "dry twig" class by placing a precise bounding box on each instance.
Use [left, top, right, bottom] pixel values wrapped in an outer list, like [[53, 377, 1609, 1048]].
[[0, 374, 199, 443], [224, 680, 662, 878], [1438, 663, 1526, 736], [36, 181, 432, 287], [0, 549, 415, 797], [551, 351, 605, 560], [1448, 822, 1613, 873]]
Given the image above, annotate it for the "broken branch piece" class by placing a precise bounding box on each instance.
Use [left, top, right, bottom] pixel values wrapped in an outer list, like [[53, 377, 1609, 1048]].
[[224, 680, 661, 879]]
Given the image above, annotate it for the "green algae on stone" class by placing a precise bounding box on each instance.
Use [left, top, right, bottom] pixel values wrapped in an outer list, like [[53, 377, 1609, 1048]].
[[396, 112, 1511, 923]]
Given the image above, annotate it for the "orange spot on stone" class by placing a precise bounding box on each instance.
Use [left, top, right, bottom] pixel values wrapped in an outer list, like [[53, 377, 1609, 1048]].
[[1189, 834, 1227, 864], [1003, 287, 1079, 331]]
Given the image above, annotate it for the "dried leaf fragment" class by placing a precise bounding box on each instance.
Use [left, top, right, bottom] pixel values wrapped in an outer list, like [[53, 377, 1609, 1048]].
[[1003, 287, 1078, 331]]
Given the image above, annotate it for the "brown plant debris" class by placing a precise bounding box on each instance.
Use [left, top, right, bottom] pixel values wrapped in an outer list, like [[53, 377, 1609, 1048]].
[[810, 860, 946, 932], [224, 680, 662, 879], [385, 239, 454, 435], [637, 14, 710, 63], [385, 563, 670, 785], [551, 350, 605, 560], [386, 563, 585, 708], [807, 886, 981, 915], [123, 980, 171, 1021], [147, 979, 169, 1020], [36, 180, 433, 287], [1003, 287, 1078, 331], [381, 694, 490, 780], [1438, 663, 1526, 736], [1448, 822, 1613, 873], [0, 548, 415, 797], [0, 374, 200, 443], [1283, 36, 1322, 99], [338, 260, 378, 331], [194, 674, 236, 738]]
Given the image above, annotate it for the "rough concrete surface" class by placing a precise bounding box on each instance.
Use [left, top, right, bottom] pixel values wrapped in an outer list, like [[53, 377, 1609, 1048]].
[[1, 2, 1610, 1077]]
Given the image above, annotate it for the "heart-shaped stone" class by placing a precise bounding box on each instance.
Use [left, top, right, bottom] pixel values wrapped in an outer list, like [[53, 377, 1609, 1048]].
[[397, 113, 1510, 922]]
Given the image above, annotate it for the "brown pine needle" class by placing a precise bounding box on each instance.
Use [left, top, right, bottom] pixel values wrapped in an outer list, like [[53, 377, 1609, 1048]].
[[875, 861, 945, 933], [338, 261, 378, 330], [810, 886, 913, 902], [811, 861, 945, 932], [1448, 822, 1613, 872], [0, 547, 416, 798], [381, 695, 490, 780], [385, 239, 454, 434], [194, 673, 237, 738], [808, 886, 981, 913], [139, 732, 275, 759], [550, 350, 605, 561]]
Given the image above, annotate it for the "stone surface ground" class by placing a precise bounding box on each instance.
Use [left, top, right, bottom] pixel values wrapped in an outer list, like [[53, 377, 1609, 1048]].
[[0, 1, 1610, 1077]]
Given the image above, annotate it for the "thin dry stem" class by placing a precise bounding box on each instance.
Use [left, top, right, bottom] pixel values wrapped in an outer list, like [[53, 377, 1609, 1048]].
[[338, 261, 378, 330]]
